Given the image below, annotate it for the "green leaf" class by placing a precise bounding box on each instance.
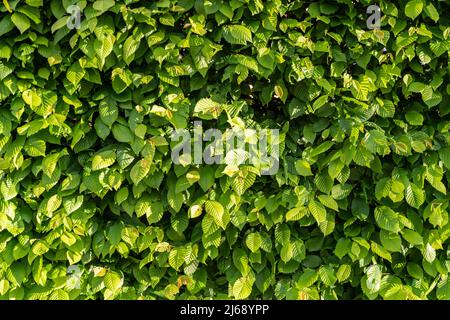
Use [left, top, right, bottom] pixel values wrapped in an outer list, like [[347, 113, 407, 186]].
[[424, 3, 439, 22], [437, 277, 450, 300], [169, 247, 186, 270], [104, 271, 123, 292], [310, 141, 334, 157], [11, 12, 31, 33], [205, 200, 228, 229], [93, 0, 115, 13], [34, 90, 56, 117], [194, 98, 222, 120], [22, 89, 41, 107], [334, 238, 351, 259], [405, 111, 423, 126], [375, 178, 391, 200], [168, 188, 183, 213], [308, 199, 326, 225], [374, 206, 400, 233], [130, 159, 151, 185], [95, 34, 115, 70], [112, 123, 134, 143], [439, 147, 450, 170], [319, 265, 337, 287], [223, 25, 252, 45], [66, 62, 85, 86], [99, 99, 118, 127], [49, 289, 70, 300], [286, 206, 308, 222], [107, 222, 123, 246], [245, 232, 262, 253], [232, 276, 254, 299], [231, 168, 256, 196], [405, 183, 425, 209], [380, 230, 402, 252], [331, 184, 353, 200], [370, 242, 392, 262], [319, 212, 335, 236], [295, 159, 313, 176], [296, 269, 318, 288], [401, 229, 423, 245], [111, 68, 132, 94], [336, 264, 351, 283], [274, 81, 288, 103], [0, 279, 9, 295], [199, 166, 215, 191], [423, 243, 436, 263], [175, 176, 190, 193], [8, 262, 26, 286], [42, 152, 62, 177], [92, 150, 116, 171], [318, 195, 338, 211], [24, 139, 46, 157], [123, 35, 141, 65], [3, 0, 12, 13], [405, 0, 424, 20]]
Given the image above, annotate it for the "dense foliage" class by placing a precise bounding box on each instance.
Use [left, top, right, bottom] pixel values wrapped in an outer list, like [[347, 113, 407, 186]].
[[0, 0, 449, 300]]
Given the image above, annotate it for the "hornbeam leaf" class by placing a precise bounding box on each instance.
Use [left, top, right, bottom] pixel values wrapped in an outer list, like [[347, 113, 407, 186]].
[[130, 159, 151, 185], [194, 98, 222, 120], [405, 0, 424, 20], [169, 247, 186, 270], [93, 0, 115, 13], [245, 232, 262, 253], [223, 25, 252, 45], [123, 35, 141, 65], [204, 200, 228, 229], [92, 150, 116, 171], [231, 168, 256, 195], [405, 183, 425, 209], [308, 199, 327, 225], [104, 271, 123, 292], [94, 34, 115, 70], [22, 89, 41, 107], [286, 207, 308, 221], [11, 12, 30, 33], [374, 206, 400, 233], [232, 276, 254, 299]]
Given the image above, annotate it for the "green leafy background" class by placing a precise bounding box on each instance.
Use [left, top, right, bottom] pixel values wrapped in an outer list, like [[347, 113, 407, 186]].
[[0, 0, 449, 300]]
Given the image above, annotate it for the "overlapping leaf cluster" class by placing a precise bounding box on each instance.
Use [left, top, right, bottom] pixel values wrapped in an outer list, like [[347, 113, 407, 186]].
[[0, 0, 449, 300]]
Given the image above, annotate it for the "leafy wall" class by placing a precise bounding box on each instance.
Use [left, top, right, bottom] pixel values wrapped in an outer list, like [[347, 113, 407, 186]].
[[0, 0, 449, 300]]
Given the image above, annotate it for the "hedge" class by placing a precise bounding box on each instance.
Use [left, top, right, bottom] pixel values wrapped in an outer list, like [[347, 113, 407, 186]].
[[0, 0, 449, 300]]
